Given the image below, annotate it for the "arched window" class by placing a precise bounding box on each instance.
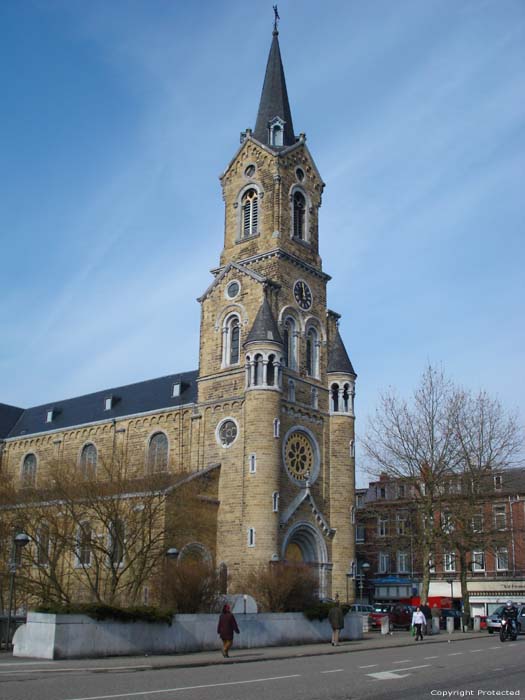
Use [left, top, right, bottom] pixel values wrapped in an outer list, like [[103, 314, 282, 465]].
[[267, 354, 276, 386], [245, 354, 251, 387], [272, 491, 280, 512], [306, 327, 319, 377], [148, 432, 168, 473], [21, 453, 37, 488], [311, 387, 318, 409], [330, 383, 340, 412], [283, 317, 297, 369], [343, 383, 350, 412], [80, 443, 97, 480], [77, 522, 92, 566], [109, 519, 125, 567], [253, 354, 263, 386], [271, 124, 283, 146], [223, 314, 241, 366], [242, 188, 258, 238], [293, 191, 306, 240], [288, 379, 295, 402]]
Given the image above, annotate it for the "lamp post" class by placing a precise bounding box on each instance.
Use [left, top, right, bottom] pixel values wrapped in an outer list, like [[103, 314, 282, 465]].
[[5, 532, 30, 649], [357, 562, 370, 603]]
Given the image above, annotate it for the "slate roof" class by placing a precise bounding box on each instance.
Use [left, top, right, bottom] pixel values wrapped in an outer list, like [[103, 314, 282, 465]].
[[327, 328, 356, 376], [253, 30, 296, 148], [4, 370, 198, 440], [244, 297, 282, 346], [0, 403, 24, 439]]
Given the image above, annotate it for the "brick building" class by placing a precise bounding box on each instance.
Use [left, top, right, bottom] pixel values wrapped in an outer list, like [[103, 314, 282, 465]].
[[0, 26, 357, 605], [355, 468, 525, 616]]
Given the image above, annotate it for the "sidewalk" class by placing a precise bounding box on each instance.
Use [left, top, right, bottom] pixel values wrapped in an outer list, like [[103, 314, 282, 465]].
[[0, 630, 490, 670]]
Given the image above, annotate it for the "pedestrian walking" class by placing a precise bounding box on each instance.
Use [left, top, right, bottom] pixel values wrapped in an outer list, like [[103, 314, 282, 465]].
[[411, 606, 426, 641], [217, 603, 240, 657], [328, 597, 344, 646]]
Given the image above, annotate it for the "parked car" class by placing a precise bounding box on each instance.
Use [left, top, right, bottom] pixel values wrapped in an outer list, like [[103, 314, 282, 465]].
[[347, 603, 375, 614], [440, 608, 462, 630], [369, 603, 414, 630], [487, 604, 525, 634]]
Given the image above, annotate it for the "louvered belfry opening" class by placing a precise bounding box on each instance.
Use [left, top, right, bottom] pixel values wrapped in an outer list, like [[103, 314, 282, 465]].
[[293, 191, 305, 239], [242, 188, 258, 237]]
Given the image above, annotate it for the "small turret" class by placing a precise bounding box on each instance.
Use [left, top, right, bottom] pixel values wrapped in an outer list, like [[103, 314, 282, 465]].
[[327, 328, 356, 415], [244, 297, 283, 391]]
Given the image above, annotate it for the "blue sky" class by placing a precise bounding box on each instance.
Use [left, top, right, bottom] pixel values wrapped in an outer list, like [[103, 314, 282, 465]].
[[1, 0, 524, 485]]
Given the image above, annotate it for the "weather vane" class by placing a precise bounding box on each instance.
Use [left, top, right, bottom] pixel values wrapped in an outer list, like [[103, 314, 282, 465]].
[[273, 5, 280, 33]]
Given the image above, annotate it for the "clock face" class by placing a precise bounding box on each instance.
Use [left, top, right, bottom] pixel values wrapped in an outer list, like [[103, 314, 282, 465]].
[[293, 280, 312, 310]]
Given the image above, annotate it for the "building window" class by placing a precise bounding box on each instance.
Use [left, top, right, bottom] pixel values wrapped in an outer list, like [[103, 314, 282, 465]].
[[342, 383, 351, 412], [306, 327, 319, 377], [396, 515, 407, 536], [496, 548, 509, 571], [253, 353, 263, 385], [350, 506, 356, 524], [171, 382, 181, 398], [249, 453, 257, 474], [109, 519, 125, 567], [378, 552, 389, 574], [288, 379, 295, 402], [148, 432, 169, 472], [493, 505, 506, 530], [223, 314, 241, 366], [311, 387, 318, 409], [378, 486, 386, 499], [273, 418, 280, 438], [217, 419, 238, 448], [356, 493, 364, 508], [293, 191, 306, 240], [330, 383, 339, 412], [37, 524, 50, 566], [272, 491, 279, 512], [270, 123, 283, 146], [104, 396, 113, 411], [21, 453, 37, 488], [46, 408, 54, 423], [282, 317, 297, 369], [355, 525, 365, 543], [494, 474, 503, 491], [242, 188, 258, 238], [377, 518, 387, 537], [472, 512, 483, 532], [471, 551, 485, 572], [441, 511, 454, 534], [77, 522, 92, 567], [80, 443, 97, 480], [248, 527, 256, 547], [444, 551, 456, 572], [267, 354, 276, 386], [397, 551, 410, 574]]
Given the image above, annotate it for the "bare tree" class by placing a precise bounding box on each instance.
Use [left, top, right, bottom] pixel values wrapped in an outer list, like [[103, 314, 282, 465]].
[[363, 366, 461, 603]]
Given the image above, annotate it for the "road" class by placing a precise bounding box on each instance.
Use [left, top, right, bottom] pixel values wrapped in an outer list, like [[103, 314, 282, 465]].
[[0, 635, 523, 700]]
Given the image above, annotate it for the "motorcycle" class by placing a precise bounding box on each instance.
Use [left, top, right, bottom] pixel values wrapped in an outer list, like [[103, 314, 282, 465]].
[[499, 618, 517, 642]]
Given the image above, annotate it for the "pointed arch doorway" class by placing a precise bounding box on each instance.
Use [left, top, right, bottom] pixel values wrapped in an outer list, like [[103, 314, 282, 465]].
[[282, 521, 329, 599]]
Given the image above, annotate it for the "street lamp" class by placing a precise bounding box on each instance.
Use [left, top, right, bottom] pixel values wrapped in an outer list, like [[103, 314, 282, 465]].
[[5, 532, 30, 649], [357, 562, 370, 603]]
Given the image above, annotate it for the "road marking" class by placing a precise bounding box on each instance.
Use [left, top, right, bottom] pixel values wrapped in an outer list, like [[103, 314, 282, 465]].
[[368, 671, 410, 680], [0, 665, 152, 676], [470, 649, 484, 653], [65, 675, 302, 700], [359, 664, 378, 668], [448, 652, 463, 656], [489, 646, 502, 650], [0, 661, 55, 666], [392, 659, 411, 664], [389, 664, 430, 672], [424, 656, 439, 659], [321, 669, 343, 674]]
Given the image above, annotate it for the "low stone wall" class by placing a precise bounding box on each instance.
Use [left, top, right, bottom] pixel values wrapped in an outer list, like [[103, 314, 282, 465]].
[[13, 611, 363, 659]]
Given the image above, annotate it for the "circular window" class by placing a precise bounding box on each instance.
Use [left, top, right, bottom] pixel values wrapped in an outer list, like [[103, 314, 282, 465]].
[[217, 419, 238, 447], [226, 280, 240, 299], [244, 164, 256, 177], [296, 167, 305, 182], [283, 427, 320, 485]]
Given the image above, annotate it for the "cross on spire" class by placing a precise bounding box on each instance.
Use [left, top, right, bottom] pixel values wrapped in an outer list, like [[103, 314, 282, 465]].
[[273, 5, 280, 34]]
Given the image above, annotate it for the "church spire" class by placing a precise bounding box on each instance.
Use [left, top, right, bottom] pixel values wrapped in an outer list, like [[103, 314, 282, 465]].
[[253, 14, 295, 148]]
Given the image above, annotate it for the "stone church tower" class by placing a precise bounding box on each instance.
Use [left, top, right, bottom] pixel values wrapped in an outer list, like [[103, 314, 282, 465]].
[[197, 26, 357, 599]]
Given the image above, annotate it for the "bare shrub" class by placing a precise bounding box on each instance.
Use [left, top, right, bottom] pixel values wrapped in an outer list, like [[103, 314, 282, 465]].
[[160, 559, 219, 613], [238, 563, 318, 612]]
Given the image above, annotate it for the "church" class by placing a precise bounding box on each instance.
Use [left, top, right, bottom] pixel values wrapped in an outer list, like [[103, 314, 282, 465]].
[[0, 24, 357, 603]]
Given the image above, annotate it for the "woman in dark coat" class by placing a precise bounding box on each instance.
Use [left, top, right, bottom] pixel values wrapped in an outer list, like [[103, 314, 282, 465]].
[[328, 599, 344, 646], [217, 603, 240, 657]]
